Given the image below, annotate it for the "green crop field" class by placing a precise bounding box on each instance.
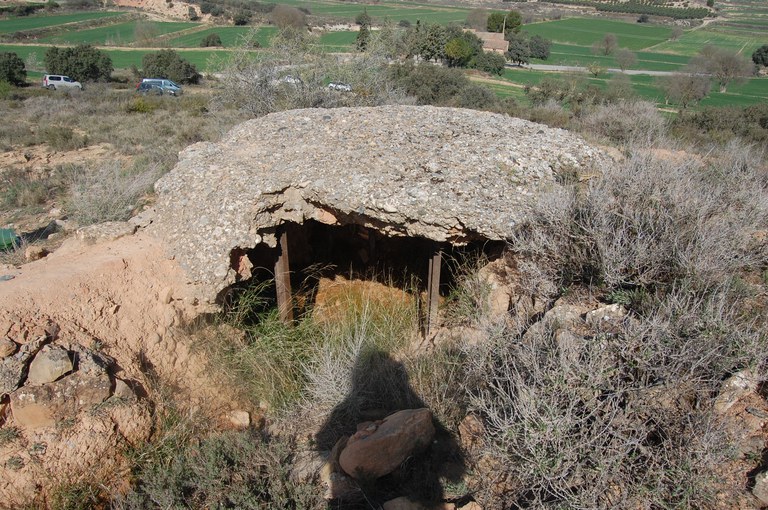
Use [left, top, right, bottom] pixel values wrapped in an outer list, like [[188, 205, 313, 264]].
[[38, 21, 199, 45], [498, 67, 767, 110], [649, 25, 763, 56], [541, 43, 691, 72], [318, 30, 358, 51], [522, 18, 672, 51], [0, 11, 123, 34], [164, 26, 276, 48], [272, 0, 470, 24]]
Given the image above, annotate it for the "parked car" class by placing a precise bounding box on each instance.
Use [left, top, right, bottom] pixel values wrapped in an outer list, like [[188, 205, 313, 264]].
[[136, 82, 164, 96], [138, 78, 183, 96], [328, 82, 352, 92], [42, 75, 82, 91], [273, 75, 303, 87]]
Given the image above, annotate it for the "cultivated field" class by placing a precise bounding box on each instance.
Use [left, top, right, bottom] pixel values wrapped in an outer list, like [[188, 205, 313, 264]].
[[0, 10, 123, 33], [0, 0, 765, 110]]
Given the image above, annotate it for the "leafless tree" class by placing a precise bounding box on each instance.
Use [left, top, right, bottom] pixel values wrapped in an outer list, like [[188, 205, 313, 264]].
[[614, 47, 637, 71], [466, 8, 489, 31], [591, 33, 618, 56], [269, 5, 306, 30], [690, 45, 754, 92], [657, 72, 711, 109]]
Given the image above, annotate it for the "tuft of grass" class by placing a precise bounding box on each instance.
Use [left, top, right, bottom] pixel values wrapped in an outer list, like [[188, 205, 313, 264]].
[[1, 169, 54, 209], [200, 275, 419, 413], [0, 426, 20, 446], [64, 161, 160, 226], [49, 480, 109, 510], [116, 429, 323, 510], [36, 125, 88, 152], [0, 237, 28, 267]]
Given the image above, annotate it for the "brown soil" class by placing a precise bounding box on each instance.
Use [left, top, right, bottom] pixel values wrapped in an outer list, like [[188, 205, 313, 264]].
[[0, 230, 240, 506], [111, 0, 213, 23]]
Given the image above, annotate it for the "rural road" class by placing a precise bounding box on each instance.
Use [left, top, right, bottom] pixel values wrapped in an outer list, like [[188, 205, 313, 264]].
[[509, 63, 677, 76]]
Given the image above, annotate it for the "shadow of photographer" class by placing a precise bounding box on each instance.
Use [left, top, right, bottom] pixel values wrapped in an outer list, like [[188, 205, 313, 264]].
[[316, 347, 466, 508]]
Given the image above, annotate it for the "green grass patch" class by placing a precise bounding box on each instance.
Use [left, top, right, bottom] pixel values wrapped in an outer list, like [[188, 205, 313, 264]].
[[0, 11, 123, 34], [541, 43, 691, 71], [164, 26, 275, 48], [38, 21, 199, 45], [272, 0, 470, 24], [498, 67, 766, 110], [318, 30, 358, 51], [649, 25, 763, 56], [522, 17, 672, 51]]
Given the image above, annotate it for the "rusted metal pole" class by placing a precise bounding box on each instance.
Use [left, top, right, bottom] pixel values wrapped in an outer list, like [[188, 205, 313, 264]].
[[426, 249, 442, 336], [275, 231, 294, 324]]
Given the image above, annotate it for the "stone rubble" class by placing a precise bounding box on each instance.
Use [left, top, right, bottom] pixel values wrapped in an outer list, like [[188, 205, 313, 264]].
[[149, 106, 612, 303]]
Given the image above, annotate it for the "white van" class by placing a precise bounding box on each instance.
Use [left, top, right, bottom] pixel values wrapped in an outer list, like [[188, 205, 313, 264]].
[[42, 75, 83, 91]]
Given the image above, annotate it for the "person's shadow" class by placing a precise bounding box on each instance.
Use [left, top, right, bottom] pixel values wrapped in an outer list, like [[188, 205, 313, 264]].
[[316, 348, 466, 508]]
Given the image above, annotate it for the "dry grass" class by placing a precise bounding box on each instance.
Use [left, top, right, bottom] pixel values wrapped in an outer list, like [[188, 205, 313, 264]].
[[64, 161, 161, 226]]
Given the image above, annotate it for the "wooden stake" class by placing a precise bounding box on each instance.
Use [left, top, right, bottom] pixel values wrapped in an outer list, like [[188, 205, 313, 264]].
[[275, 231, 294, 324], [426, 249, 442, 336]]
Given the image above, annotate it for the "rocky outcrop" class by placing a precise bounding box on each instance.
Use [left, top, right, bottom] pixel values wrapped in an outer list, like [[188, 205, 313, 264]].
[[0, 319, 152, 506], [339, 408, 435, 479], [150, 106, 611, 303]]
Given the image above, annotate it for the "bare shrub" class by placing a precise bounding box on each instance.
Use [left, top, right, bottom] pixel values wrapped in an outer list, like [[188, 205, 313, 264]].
[[1, 169, 52, 209], [211, 28, 411, 119], [65, 161, 160, 225], [269, 5, 306, 29], [578, 99, 666, 145], [512, 141, 768, 293], [467, 281, 766, 508], [584, 141, 767, 290], [37, 125, 88, 151]]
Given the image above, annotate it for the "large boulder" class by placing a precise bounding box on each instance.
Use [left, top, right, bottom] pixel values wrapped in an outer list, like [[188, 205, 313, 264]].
[[339, 408, 435, 479]]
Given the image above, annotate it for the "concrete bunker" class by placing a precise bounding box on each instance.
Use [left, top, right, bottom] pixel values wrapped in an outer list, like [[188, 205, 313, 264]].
[[148, 105, 611, 321]]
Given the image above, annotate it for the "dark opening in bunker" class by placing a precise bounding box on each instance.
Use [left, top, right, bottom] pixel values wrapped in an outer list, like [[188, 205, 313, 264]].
[[220, 219, 505, 333]]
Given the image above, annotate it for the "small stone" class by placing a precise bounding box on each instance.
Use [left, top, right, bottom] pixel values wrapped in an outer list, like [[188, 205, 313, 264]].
[[585, 303, 627, 327], [27, 345, 72, 385], [227, 410, 250, 428], [459, 502, 483, 510], [24, 246, 48, 262], [0, 337, 17, 358], [113, 378, 136, 400]]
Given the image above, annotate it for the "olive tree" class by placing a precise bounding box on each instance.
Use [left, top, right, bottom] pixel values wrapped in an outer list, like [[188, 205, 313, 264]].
[[752, 44, 768, 68], [141, 49, 199, 84], [658, 72, 711, 109], [44, 45, 112, 82], [0, 52, 26, 86]]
